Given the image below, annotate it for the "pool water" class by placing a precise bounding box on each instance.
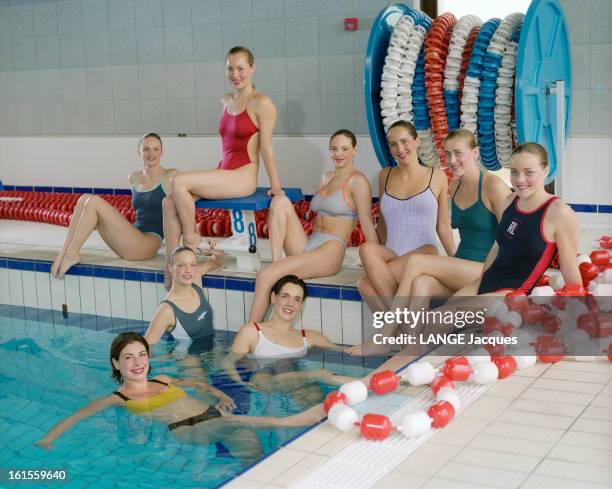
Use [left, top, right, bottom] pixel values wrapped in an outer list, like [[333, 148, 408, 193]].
[[0, 312, 374, 488]]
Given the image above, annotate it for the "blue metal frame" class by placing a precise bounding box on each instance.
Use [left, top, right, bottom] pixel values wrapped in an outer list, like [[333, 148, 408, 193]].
[[516, 0, 572, 183]]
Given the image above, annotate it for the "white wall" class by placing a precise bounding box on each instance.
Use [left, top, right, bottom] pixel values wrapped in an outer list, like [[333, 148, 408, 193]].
[[0, 135, 382, 196], [0, 135, 610, 210]]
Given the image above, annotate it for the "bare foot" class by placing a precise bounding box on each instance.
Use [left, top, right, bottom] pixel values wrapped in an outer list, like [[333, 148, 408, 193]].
[[56, 253, 80, 278], [183, 234, 201, 252], [347, 340, 392, 356], [51, 253, 64, 278]]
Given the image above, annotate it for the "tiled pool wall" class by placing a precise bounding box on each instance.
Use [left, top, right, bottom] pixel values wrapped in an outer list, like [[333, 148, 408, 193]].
[[0, 257, 372, 346]]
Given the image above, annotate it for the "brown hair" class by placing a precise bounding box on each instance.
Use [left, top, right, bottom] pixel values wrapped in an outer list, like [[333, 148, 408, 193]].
[[110, 332, 151, 383], [387, 120, 418, 140], [271, 274, 308, 301], [138, 132, 162, 150], [330, 129, 357, 148], [226, 46, 255, 66], [169, 246, 196, 265], [445, 129, 478, 149], [511, 142, 549, 169]]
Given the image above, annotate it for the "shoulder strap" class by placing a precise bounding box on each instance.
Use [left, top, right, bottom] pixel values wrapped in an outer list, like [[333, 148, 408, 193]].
[[428, 167, 434, 187], [451, 180, 461, 201], [113, 391, 129, 401], [477, 171, 484, 201], [149, 378, 168, 386], [301, 329, 306, 337], [253, 322, 261, 331], [384, 167, 393, 192]]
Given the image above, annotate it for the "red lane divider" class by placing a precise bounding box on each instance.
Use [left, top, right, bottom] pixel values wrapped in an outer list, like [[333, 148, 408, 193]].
[[0, 191, 380, 247]]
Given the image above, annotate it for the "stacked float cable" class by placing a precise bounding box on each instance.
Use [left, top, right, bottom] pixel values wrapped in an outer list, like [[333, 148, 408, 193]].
[[377, 10, 529, 171]]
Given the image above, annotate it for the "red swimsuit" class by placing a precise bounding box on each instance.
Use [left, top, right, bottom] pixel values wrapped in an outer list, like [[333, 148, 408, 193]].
[[218, 109, 259, 170]]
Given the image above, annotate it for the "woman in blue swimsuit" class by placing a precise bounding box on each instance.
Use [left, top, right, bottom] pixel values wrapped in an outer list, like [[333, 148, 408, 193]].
[[51, 133, 175, 278]]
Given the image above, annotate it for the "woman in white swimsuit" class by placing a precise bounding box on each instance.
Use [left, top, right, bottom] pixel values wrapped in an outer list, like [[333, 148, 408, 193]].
[[224, 275, 354, 394]]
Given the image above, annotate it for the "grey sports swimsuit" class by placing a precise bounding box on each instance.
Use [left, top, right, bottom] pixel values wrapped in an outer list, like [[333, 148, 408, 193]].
[[162, 284, 214, 341], [131, 183, 166, 240], [306, 174, 358, 251]]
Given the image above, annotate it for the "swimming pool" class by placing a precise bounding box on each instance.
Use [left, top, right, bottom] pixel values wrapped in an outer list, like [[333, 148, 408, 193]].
[[0, 309, 376, 488]]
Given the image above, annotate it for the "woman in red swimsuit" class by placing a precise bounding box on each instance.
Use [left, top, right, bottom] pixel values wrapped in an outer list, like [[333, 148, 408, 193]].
[[163, 46, 283, 257]]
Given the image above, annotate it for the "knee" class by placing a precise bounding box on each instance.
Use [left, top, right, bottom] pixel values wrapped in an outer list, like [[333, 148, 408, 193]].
[[269, 195, 292, 215], [77, 193, 94, 206], [404, 253, 420, 271], [359, 242, 377, 264], [171, 173, 187, 193], [412, 275, 435, 296], [255, 266, 276, 287], [162, 195, 176, 213]]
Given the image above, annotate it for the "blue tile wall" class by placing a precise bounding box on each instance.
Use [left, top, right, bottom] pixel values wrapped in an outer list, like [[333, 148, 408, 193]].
[[0, 257, 365, 302]]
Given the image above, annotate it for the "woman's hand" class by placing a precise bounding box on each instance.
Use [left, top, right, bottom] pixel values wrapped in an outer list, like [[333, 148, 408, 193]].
[[216, 394, 237, 413], [268, 187, 284, 197], [35, 439, 53, 449]]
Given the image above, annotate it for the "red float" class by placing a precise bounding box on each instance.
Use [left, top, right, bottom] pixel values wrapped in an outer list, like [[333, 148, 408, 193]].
[[427, 401, 455, 428], [360, 413, 395, 440]]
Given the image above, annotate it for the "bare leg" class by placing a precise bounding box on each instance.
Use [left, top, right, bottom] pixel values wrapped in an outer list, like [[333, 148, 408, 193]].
[[395, 253, 483, 302], [267, 195, 307, 262], [171, 165, 257, 250], [251, 368, 356, 392], [56, 195, 160, 278], [357, 276, 387, 313], [51, 194, 90, 277], [162, 195, 182, 289], [359, 243, 438, 309], [249, 242, 345, 322]]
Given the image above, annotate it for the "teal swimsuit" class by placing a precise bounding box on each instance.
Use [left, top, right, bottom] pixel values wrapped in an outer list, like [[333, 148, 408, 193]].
[[451, 172, 497, 262]]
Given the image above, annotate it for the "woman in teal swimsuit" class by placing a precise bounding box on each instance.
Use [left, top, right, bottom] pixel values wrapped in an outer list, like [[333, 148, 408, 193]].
[[51, 133, 176, 278], [350, 129, 510, 355]]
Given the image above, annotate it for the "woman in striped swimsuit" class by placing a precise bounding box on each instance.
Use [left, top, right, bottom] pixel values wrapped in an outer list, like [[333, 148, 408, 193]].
[[357, 120, 455, 316]]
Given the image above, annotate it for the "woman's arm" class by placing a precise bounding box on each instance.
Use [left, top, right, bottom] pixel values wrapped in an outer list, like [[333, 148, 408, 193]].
[[196, 239, 225, 277], [350, 174, 379, 244], [552, 203, 581, 285], [144, 303, 175, 345], [484, 173, 512, 220], [305, 330, 346, 352], [376, 169, 388, 245], [167, 376, 236, 412], [255, 95, 282, 195], [36, 395, 120, 448], [221, 324, 258, 384], [435, 172, 455, 256]]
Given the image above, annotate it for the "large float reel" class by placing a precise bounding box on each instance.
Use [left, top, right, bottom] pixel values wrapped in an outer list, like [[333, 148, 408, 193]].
[[365, 0, 571, 184]]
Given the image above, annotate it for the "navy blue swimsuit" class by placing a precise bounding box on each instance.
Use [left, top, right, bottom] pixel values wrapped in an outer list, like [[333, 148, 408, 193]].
[[478, 196, 558, 294]]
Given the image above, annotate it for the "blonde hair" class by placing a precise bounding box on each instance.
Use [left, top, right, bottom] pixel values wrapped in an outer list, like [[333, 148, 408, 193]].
[[445, 129, 478, 149], [511, 142, 548, 169]]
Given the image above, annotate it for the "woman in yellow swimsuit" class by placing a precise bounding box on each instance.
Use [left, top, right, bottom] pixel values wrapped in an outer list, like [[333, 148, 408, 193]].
[[36, 332, 323, 463]]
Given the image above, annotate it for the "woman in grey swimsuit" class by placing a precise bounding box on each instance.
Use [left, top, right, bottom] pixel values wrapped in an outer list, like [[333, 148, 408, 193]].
[[145, 244, 224, 346], [248, 129, 379, 322]]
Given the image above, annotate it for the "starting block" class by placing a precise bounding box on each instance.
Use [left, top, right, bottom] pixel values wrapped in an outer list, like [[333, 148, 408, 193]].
[[196, 187, 303, 272]]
